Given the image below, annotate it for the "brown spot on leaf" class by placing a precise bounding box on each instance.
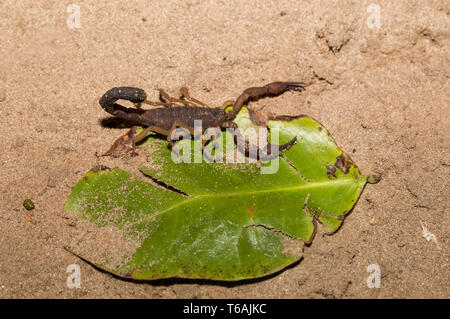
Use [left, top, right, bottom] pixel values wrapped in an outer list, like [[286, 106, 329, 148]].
[[326, 165, 337, 179], [248, 205, 254, 218], [334, 153, 354, 174]]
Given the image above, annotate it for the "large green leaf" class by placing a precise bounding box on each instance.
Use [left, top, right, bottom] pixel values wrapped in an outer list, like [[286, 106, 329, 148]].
[[64, 107, 375, 281]]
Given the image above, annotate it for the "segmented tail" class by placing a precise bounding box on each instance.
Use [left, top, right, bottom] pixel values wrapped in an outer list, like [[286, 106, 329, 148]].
[[99, 87, 147, 115]]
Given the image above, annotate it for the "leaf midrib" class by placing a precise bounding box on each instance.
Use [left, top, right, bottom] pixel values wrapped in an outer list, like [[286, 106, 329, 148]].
[[146, 175, 366, 221]]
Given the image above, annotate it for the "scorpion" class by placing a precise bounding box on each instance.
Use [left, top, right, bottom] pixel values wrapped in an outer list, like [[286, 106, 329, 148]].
[[98, 81, 306, 161]]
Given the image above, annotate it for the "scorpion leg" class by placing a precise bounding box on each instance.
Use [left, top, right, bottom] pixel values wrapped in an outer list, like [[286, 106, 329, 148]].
[[159, 89, 196, 107], [132, 125, 170, 143], [225, 81, 306, 120], [179, 87, 209, 107], [141, 100, 175, 108], [222, 121, 297, 161], [166, 121, 195, 147], [166, 121, 221, 161], [102, 125, 171, 157]]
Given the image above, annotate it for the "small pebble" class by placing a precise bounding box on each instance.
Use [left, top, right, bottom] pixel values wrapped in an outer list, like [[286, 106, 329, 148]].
[[23, 199, 35, 211]]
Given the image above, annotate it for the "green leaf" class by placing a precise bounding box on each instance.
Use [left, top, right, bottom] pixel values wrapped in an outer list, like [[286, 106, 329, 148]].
[[64, 107, 374, 281]]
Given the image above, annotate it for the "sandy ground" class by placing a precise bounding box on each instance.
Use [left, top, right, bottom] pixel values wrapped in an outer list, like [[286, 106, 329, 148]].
[[0, 0, 448, 298]]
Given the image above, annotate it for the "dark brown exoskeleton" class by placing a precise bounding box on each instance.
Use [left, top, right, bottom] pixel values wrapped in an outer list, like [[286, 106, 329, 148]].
[[98, 81, 306, 161]]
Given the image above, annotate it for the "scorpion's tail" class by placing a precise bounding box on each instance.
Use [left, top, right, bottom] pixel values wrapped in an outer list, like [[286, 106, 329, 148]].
[[99, 87, 147, 123], [99, 87, 147, 114]]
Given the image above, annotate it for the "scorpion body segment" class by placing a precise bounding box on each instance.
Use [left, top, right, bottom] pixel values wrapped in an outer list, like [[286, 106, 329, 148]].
[[137, 106, 227, 131]]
